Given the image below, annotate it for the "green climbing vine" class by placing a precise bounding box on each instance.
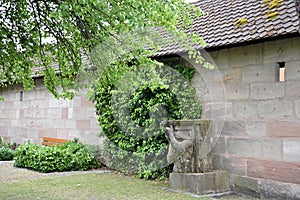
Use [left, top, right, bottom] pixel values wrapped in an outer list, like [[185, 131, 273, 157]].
[[93, 59, 201, 179]]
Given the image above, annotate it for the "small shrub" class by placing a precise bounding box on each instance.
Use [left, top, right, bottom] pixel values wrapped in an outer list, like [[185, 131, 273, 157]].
[[0, 137, 17, 161], [14, 140, 101, 173], [0, 146, 14, 161]]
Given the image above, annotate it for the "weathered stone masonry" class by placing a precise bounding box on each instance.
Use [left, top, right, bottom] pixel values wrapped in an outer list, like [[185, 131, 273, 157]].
[[191, 37, 300, 193], [0, 78, 100, 145]]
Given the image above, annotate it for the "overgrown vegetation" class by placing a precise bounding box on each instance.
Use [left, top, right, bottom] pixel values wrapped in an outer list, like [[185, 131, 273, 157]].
[[14, 140, 101, 173], [94, 60, 201, 179], [0, 0, 204, 98], [0, 137, 17, 161]]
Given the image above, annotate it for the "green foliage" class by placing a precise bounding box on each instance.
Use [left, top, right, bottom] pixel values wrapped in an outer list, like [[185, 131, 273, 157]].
[[94, 60, 201, 179], [0, 0, 205, 98], [0, 137, 18, 161], [0, 147, 14, 161], [14, 141, 100, 173]]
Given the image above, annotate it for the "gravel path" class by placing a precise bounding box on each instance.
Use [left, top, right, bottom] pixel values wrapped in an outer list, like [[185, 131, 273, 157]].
[[0, 161, 111, 183]]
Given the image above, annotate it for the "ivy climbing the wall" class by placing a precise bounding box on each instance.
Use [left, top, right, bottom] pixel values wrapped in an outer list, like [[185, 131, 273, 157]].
[[93, 59, 201, 179]]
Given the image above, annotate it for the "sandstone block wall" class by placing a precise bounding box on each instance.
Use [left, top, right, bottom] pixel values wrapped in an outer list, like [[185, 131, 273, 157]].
[[191, 37, 300, 185], [0, 78, 101, 145]]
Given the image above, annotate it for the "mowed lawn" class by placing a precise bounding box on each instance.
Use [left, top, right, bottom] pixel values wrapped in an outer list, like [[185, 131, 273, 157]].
[[0, 172, 206, 200]]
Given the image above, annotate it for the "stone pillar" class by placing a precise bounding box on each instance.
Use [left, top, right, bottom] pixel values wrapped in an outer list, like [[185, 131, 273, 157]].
[[164, 119, 213, 173], [164, 119, 230, 195]]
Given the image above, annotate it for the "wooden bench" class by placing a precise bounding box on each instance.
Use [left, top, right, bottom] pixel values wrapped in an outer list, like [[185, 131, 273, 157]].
[[42, 137, 69, 146]]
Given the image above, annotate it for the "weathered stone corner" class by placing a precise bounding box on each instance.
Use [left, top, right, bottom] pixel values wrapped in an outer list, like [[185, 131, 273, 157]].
[[169, 171, 230, 195]]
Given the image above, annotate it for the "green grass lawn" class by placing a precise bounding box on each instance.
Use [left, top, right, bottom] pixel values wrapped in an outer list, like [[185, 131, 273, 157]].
[[0, 172, 207, 200]]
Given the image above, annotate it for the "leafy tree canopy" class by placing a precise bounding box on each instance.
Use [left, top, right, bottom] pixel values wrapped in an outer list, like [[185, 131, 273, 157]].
[[0, 0, 205, 98]]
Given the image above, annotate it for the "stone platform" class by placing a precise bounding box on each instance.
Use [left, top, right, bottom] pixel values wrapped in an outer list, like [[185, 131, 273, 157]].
[[169, 170, 230, 195]]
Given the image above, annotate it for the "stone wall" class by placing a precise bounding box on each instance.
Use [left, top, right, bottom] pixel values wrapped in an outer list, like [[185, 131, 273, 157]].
[[191, 37, 300, 185], [0, 78, 101, 145]]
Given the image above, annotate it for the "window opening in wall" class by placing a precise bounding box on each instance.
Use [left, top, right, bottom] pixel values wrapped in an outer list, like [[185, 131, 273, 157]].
[[278, 62, 285, 82], [20, 91, 23, 101]]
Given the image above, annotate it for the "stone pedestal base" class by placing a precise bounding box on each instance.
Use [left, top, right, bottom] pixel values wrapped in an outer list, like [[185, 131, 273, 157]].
[[169, 171, 230, 195]]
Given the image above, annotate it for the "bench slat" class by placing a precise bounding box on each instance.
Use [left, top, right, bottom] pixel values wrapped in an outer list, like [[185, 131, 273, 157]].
[[42, 137, 69, 146]]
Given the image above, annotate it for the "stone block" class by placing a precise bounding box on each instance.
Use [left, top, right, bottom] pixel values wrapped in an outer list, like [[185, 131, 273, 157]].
[[263, 139, 282, 160], [225, 83, 250, 101], [38, 99, 49, 108], [242, 63, 276, 83], [220, 68, 242, 83], [38, 129, 57, 138], [214, 170, 230, 192], [65, 120, 76, 129], [90, 120, 100, 131], [72, 107, 89, 119], [201, 102, 232, 119], [212, 154, 222, 170], [263, 37, 300, 63], [23, 110, 33, 118], [227, 138, 261, 158], [169, 171, 229, 195], [233, 101, 258, 119], [4, 101, 14, 110], [285, 61, 300, 81], [221, 120, 246, 136], [57, 100, 67, 108], [260, 180, 296, 200], [292, 184, 300, 199], [30, 100, 39, 108], [76, 119, 91, 130], [86, 107, 97, 118], [296, 100, 300, 119], [46, 108, 62, 119], [283, 140, 300, 162], [209, 48, 229, 69], [49, 99, 59, 108], [43, 119, 54, 128], [224, 83, 249, 100], [258, 100, 293, 119], [228, 43, 263, 68], [80, 131, 100, 145], [23, 119, 37, 127], [229, 174, 260, 197], [21, 101, 31, 109], [221, 155, 247, 176], [81, 97, 94, 107], [68, 108, 74, 119], [32, 109, 46, 119], [24, 91, 37, 100], [212, 137, 226, 154], [286, 82, 300, 99], [62, 108, 68, 119], [69, 130, 80, 138], [267, 121, 300, 138], [72, 97, 82, 107], [13, 101, 21, 109], [246, 121, 266, 138], [250, 82, 285, 100], [53, 120, 65, 129], [247, 159, 300, 184], [28, 129, 38, 139]]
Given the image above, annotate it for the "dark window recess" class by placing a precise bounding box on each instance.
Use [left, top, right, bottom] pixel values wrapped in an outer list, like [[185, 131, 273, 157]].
[[20, 91, 23, 101], [277, 62, 285, 82]]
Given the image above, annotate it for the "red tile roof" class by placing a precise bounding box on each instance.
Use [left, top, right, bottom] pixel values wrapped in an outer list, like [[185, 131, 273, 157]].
[[155, 0, 300, 56]]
